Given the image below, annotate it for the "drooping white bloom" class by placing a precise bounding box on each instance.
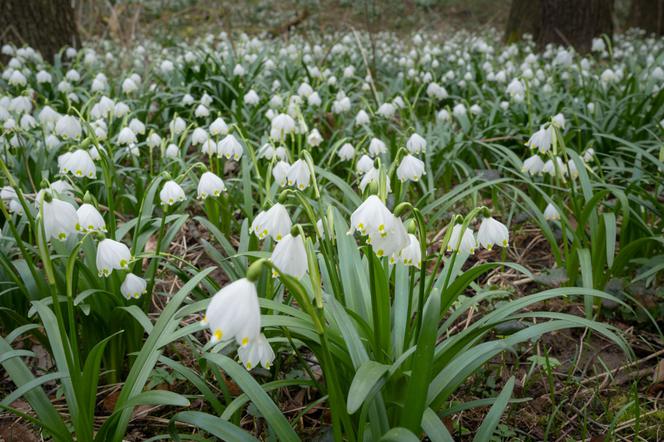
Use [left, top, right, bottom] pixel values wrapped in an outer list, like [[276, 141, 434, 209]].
[[522, 154, 545, 175], [270, 113, 296, 141], [355, 110, 370, 126], [551, 113, 566, 129], [542, 156, 566, 177], [396, 155, 426, 182], [272, 161, 290, 186], [287, 159, 311, 190], [448, 224, 477, 254], [506, 78, 525, 101], [349, 195, 394, 237], [368, 138, 387, 157], [60, 149, 96, 178], [218, 134, 243, 160], [356, 155, 374, 173], [197, 172, 226, 199], [453, 103, 467, 118], [359, 167, 391, 193], [41, 197, 79, 241], [159, 180, 186, 206], [195, 104, 210, 118], [396, 233, 422, 267], [582, 148, 595, 162], [592, 37, 606, 52], [117, 127, 137, 145], [203, 278, 261, 347], [191, 127, 208, 145], [209, 117, 228, 136], [96, 239, 131, 276], [427, 82, 448, 99], [368, 214, 409, 258], [376, 102, 396, 118], [120, 273, 147, 300], [170, 117, 187, 135], [251, 203, 292, 241], [307, 128, 323, 147], [76, 204, 106, 233], [526, 125, 554, 153], [338, 143, 355, 161], [244, 89, 259, 105], [238, 333, 275, 370], [55, 115, 82, 139], [406, 133, 427, 154], [544, 203, 560, 221], [165, 144, 179, 158], [477, 217, 509, 249], [270, 233, 308, 279]]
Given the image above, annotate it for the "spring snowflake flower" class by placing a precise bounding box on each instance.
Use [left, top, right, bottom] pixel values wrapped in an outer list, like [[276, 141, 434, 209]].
[[544, 203, 560, 221], [121, 273, 147, 300], [270, 113, 296, 141], [76, 204, 106, 233], [338, 143, 355, 161], [522, 154, 545, 175], [526, 125, 553, 153], [359, 167, 391, 193], [122, 78, 138, 94], [396, 155, 426, 182], [356, 155, 374, 173], [448, 224, 477, 254], [551, 113, 566, 129], [165, 144, 179, 158], [238, 333, 275, 370], [307, 129, 323, 147], [270, 233, 308, 279], [55, 115, 82, 139], [209, 117, 228, 136], [542, 157, 566, 177], [453, 104, 467, 118], [96, 239, 131, 276], [426, 82, 448, 99], [8, 70, 27, 87], [368, 215, 409, 258], [60, 149, 96, 178], [477, 217, 509, 249], [406, 133, 427, 154], [368, 138, 387, 157], [307, 92, 321, 107], [170, 117, 186, 135], [251, 203, 292, 241], [117, 127, 137, 145], [272, 161, 290, 186], [396, 234, 422, 268], [286, 159, 310, 190], [41, 197, 79, 241], [349, 195, 395, 237], [197, 172, 226, 199], [376, 102, 396, 118], [437, 109, 451, 122], [159, 180, 186, 206], [195, 104, 209, 118], [218, 134, 243, 160], [244, 90, 259, 105], [191, 128, 208, 145], [203, 278, 261, 347], [355, 110, 370, 126]]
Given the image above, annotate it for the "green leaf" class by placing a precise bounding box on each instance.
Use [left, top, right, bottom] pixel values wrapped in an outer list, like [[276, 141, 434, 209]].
[[472, 377, 515, 442], [170, 411, 259, 441], [379, 427, 420, 442], [347, 360, 390, 414]]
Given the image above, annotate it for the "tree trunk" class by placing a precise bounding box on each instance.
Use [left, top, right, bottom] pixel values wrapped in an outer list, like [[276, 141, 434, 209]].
[[504, 0, 542, 43], [537, 0, 614, 53], [0, 0, 79, 62], [628, 0, 664, 34]]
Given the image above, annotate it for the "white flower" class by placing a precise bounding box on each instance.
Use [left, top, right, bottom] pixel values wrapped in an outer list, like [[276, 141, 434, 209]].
[[368, 215, 409, 258], [41, 197, 79, 241], [55, 116, 82, 139], [356, 155, 374, 173], [238, 333, 275, 370], [209, 117, 228, 136], [165, 144, 179, 158], [544, 203, 560, 221], [376, 102, 396, 118], [117, 127, 137, 145], [307, 129, 323, 147], [406, 133, 426, 154], [122, 78, 138, 94], [270, 233, 308, 279], [96, 239, 131, 276], [477, 217, 509, 249], [121, 274, 147, 300], [307, 92, 321, 107], [170, 117, 186, 135], [258, 143, 276, 160], [198, 172, 226, 199], [368, 138, 387, 157], [349, 195, 394, 237], [542, 157, 566, 177], [437, 109, 451, 122], [582, 148, 595, 162], [526, 125, 554, 153], [60, 149, 96, 178], [233, 64, 245, 76], [244, 90, 259, 105], [191, 128, 208, 145], [396, 155, 426, 182], [453, 103, 467, 118], [396, 234, 422, 267], [195, 104, 209, 118], [76, 204, 106, 233], [287, 159, 311, 190], [203, 278, 261, 347], [338, 143, 355, 161], [592, 38, 606, 52], [8, 70, 27, 87], [251, 203, 292, 241], [427, 82, 448, 99], [218, 135, 243, 160], [448, 224, 477, 254], [264, 158, 287, 184], [551, 113, 566, 129], [522, 155, 544, 175], [270, 113, 296, 141], [160, 180, 186, 206], [355, 110, 370, 126]]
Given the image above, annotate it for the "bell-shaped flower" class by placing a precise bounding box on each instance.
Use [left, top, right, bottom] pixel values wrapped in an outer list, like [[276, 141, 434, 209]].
[[218, 134, 243, 160], [96, 238, 131, 276], [160, 180, 186, 206], [406, 133, 427, 154], [307, 129, 323, 147], [238, 333, 275, 370], [270, 113, 296, 141], [209, 117, 228, 136], [338, 143, 355, 161], [356, 154, 374, 173], [191, 127, 208, 145], [396, 155, 426, 182], [448, 224, 477, 254], [41, 197, 79, 241], [368, 138, 387, 157], [203, 278, 261, 347], [251, 203, 292, 241], [396, 233, 422, 267], [117, 127, 137, 145], [522, 155, 544, 175], [272, 161, 290, 186], [359, 167, 391, 193], [55, 115, 82, 139], [526, 125, 554, 153], [121, 273, 147, 299], [270, 233, 308, 279], [76, 203, 106, 233], [349, 195, 395, 237], [60, 149, 96, 179], [477, 217, 509, 249], [355, 110, 370, 126], [287, 159, 311, 190], [197, 172, 226, 199], [367, 215, 409, 258], [544, 203, 560, 221]]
